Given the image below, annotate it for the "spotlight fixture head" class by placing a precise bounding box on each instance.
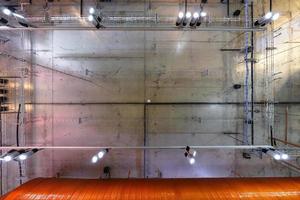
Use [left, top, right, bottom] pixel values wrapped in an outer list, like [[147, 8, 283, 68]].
[[186, 12, 192, 19], [200, 12, 207, 17], [93, 149, 108, 161], [98, 150, 105, 159], [189, 157, 195, 165], [89, 7, 95, 14], [178, 11, 184, 19], [272, 13, 280, 21], [273, 154, 281, 160], [281, 153, 288, 160], [18, 154, 27, 161], [1, 149, 21, 162], [88, 15, 94, 22], [15, 149, 39, 161], [3, 155, 12, 162], [2, 8, 12, 16], [193, 12, 199, 19], [264, 12, 273, 20], [91, 155, 98, 163]]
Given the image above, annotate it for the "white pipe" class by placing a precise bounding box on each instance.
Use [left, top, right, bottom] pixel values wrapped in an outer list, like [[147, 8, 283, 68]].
[[0, 145, 273, 150], [0, 27, 265, 32]]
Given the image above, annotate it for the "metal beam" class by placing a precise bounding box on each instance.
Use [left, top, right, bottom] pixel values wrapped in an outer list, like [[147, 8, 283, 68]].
[[24, 102, 300, 105], [0, 27, 266, 32], [0, 145, 273, 150]]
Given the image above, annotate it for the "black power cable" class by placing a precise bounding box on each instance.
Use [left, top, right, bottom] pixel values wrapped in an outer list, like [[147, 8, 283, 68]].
[[16, 103, 23, 185]]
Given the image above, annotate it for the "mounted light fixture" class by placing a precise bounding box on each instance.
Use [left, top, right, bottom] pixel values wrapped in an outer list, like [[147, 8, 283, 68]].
[[184, 146, 197, 165], [0, 150, 20, 162], [98, 149, 108, 159], [0, 149, 40, 162], [281, 153, 289, 160], [200, 11, 207, 17], [2, 8, 12, 16], [262, 148, 289, 161], [91, 149, 109, 164], [88, 15, 94, 22], [254, 12, 280, 27], [15, 149, 40, 161], [185, 12, 192, 19], [176, 11, 185, 26], [89, 7, 95, 14], [265, 12, 273, 20], [271, 13, 280, 21], [91, 155, 98, 163], [189, 12, 199, 27], [87, 7, 103, 29], [178, 11, 184, 19]]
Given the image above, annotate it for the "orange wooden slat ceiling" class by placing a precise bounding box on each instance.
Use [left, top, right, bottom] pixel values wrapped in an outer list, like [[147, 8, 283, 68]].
[[1, 177, 300, 200]]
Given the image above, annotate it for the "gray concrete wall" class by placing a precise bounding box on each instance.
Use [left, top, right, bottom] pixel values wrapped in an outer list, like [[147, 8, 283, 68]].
[[0, 0, 299, 194]]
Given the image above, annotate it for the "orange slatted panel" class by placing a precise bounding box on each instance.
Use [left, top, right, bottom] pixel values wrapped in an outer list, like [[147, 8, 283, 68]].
[[1, 178, 300, 200]]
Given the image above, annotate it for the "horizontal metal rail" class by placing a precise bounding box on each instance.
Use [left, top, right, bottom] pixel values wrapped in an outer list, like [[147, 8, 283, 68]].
[[0, 145, 275, 150], [0, 27, 265, 32]]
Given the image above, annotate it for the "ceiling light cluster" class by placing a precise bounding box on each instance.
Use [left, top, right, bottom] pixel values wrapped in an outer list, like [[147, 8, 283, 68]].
[[254, 12, 280, 27], [262, 148, 289, 161], [176, 10, 207, 28], [184, 146, 197, 165], [0, 149, 40, 162], [91, 149, 109, 164], [88, 7, 103, 29], [176, 0, 207, 28]]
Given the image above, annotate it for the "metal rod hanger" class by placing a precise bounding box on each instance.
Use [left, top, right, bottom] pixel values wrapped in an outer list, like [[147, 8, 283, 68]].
[[0, 145, 281, 150]]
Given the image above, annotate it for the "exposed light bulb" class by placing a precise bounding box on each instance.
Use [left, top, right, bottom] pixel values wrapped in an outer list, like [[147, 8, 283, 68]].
[[273, 154, 281, 160], [3, 155, 12, 162], [265, 12, 273, 19], [193, 12, 199, 19], [200, 12, 207, 17], [2, 8, 12, 16], [272, 13, 280, 21], [91, 155, 98, 163], [98, 151, 105, 159], [189, 157, 195, 165], [19, 154, 27, 161], [281, 153, 288, 160], [89, 7, 95, 14], [186, 12, 192, 18], [88, 15, 94, 22], [178, 12, 184, 19]]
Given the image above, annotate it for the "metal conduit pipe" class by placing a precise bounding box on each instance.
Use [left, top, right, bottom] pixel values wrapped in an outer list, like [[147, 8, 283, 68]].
[[0, 145, 274, 150], [1, 178, 300, 199]]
